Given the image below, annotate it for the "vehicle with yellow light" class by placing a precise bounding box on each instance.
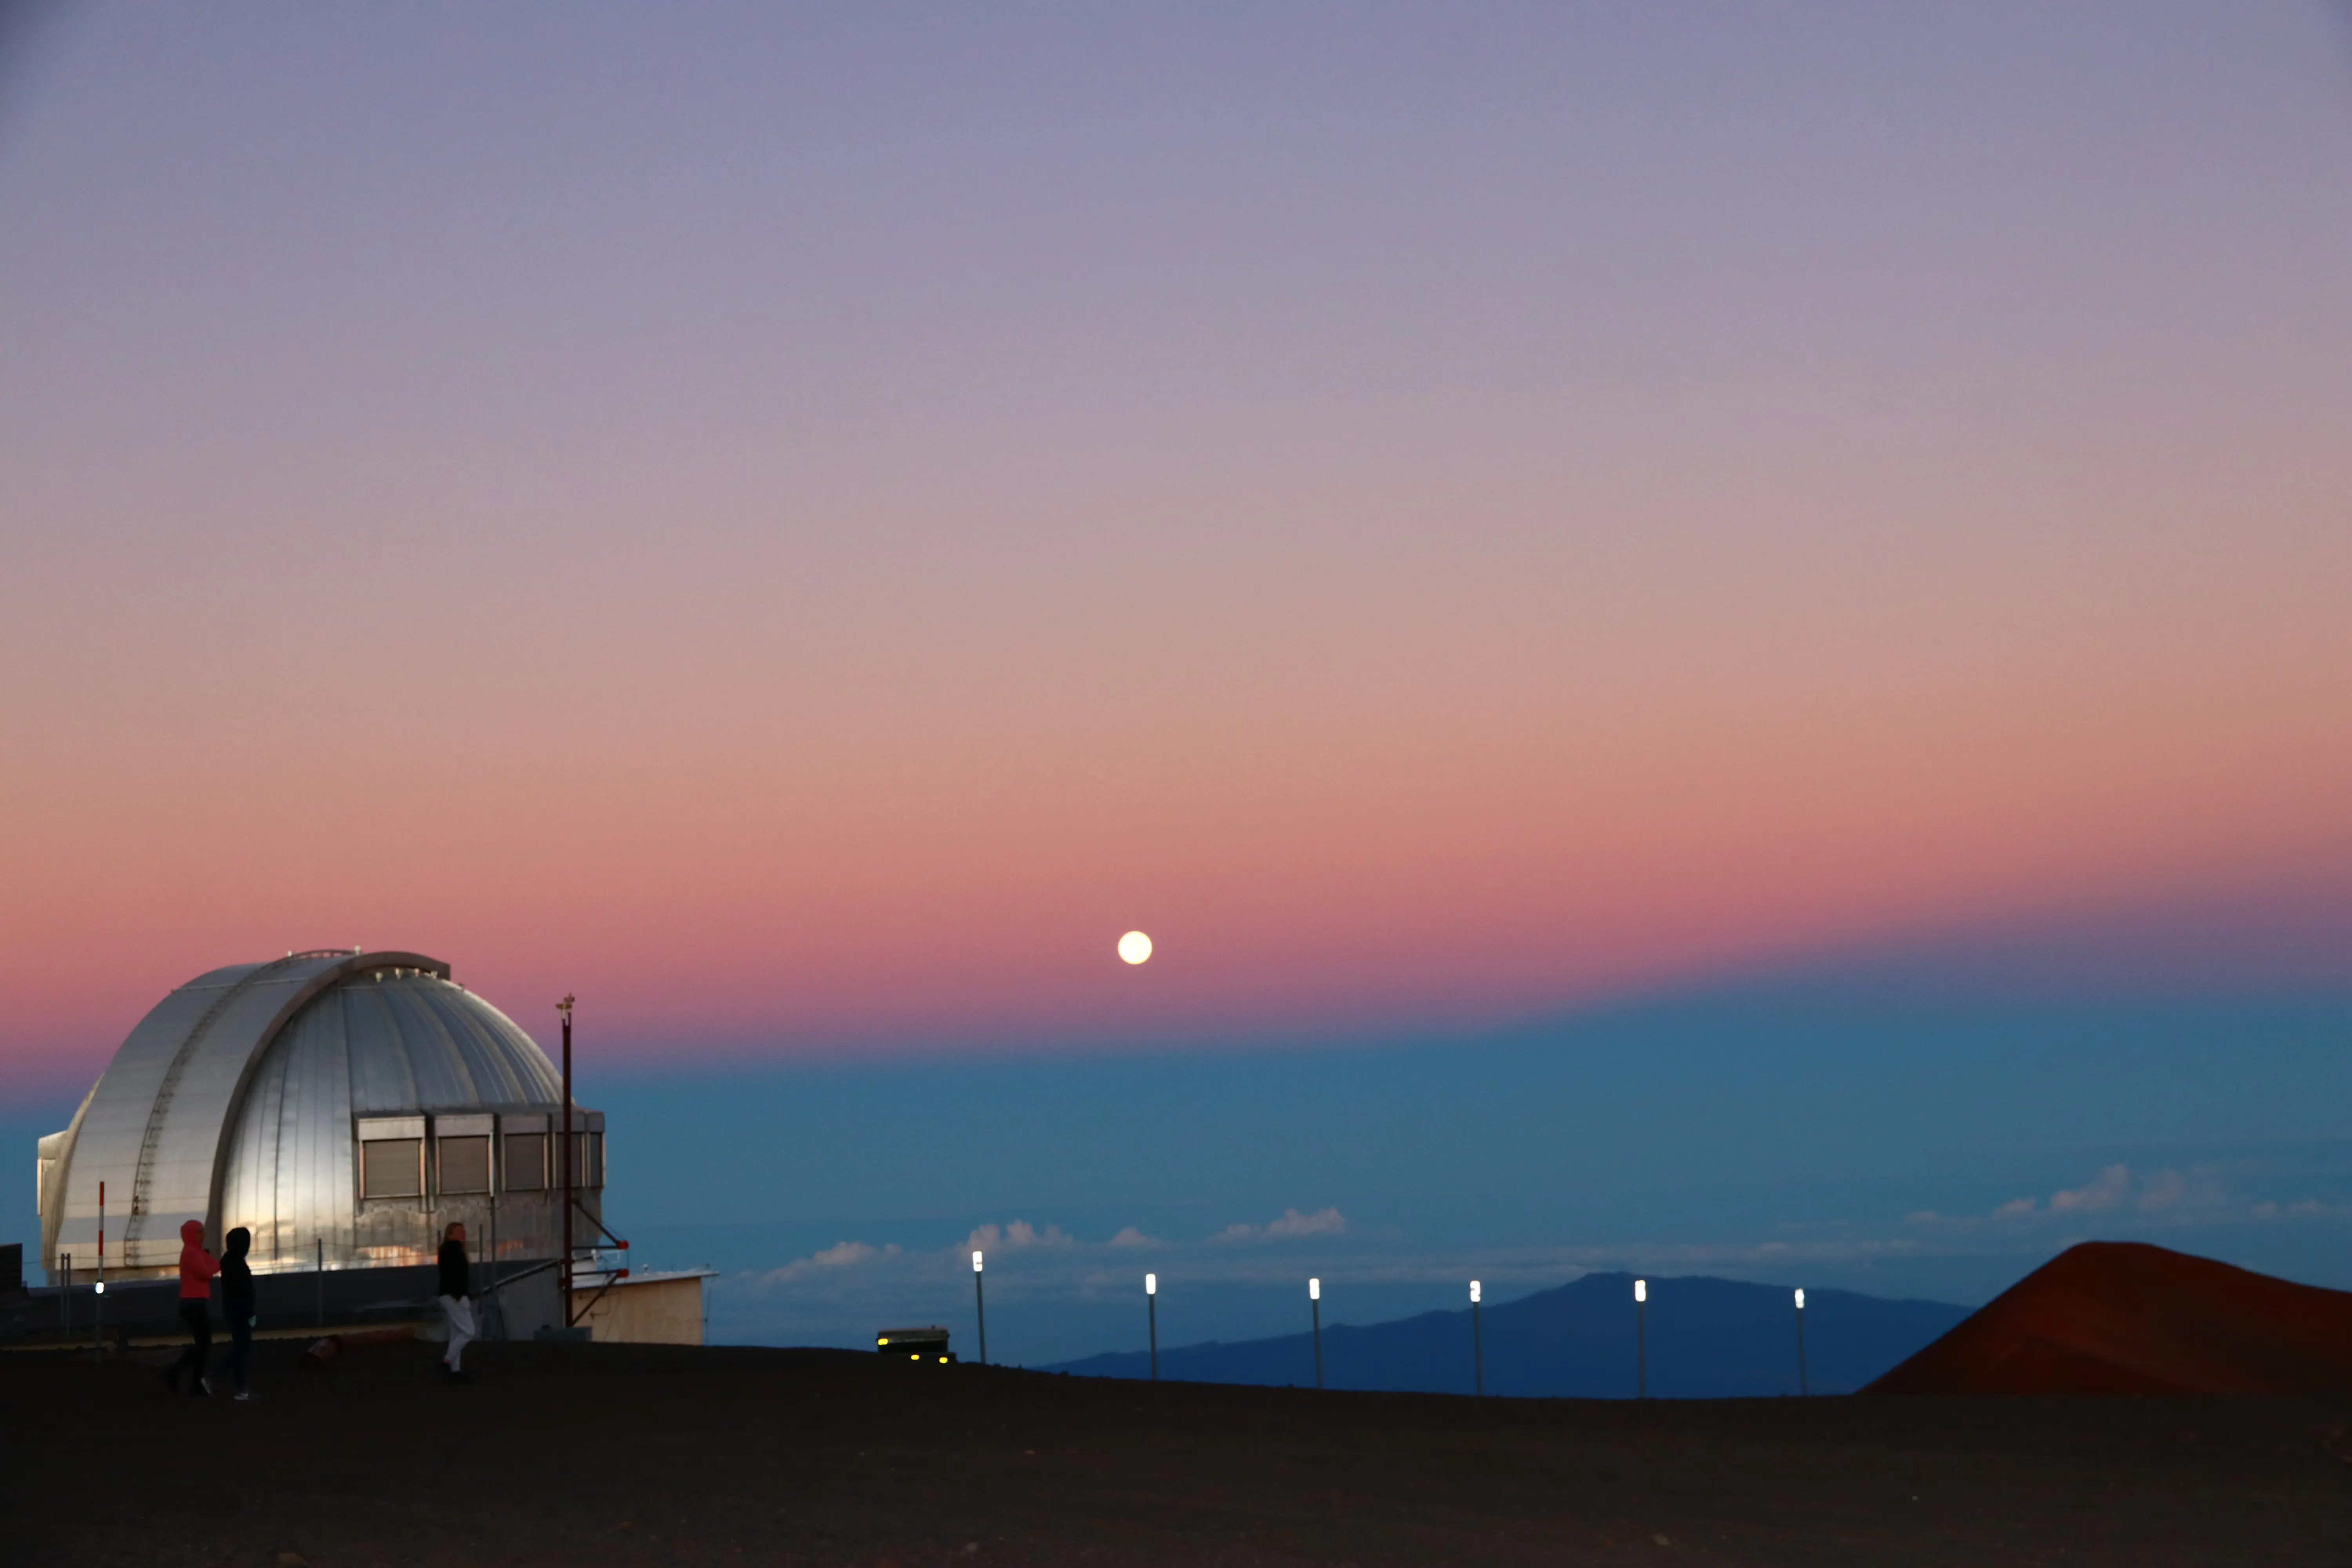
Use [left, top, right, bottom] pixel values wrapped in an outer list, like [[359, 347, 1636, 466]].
[[876, 1325, 955, 1364]]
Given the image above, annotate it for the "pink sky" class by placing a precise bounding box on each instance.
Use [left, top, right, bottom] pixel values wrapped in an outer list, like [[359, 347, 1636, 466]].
[[2, 4, 2348, 1092]]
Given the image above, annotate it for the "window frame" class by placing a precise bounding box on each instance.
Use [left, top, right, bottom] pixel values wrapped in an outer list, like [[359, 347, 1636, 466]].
[[501, 1112, 550, 1193], [358, 1137, 425, 1200], [436, 1134, 492, 1196]]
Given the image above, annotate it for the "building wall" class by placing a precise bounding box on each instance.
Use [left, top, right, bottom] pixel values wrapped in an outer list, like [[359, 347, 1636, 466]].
[[573, 1275, 706, 1345]]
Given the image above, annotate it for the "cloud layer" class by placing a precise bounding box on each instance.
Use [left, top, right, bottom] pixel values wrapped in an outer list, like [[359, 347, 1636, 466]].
[[1912, 1162, 2266, 1230]]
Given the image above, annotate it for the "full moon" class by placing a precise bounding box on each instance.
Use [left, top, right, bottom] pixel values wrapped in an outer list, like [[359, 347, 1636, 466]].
[[1117, 931, 1153, 965]]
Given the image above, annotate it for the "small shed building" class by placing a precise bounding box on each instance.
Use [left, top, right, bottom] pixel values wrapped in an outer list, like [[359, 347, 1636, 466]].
[[572, 1269, 717, 1345]]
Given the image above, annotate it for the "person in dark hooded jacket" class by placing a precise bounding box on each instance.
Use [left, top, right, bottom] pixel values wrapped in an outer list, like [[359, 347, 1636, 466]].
[[165, 1219, 217, 1396], [217, 1227, 258, 1400]]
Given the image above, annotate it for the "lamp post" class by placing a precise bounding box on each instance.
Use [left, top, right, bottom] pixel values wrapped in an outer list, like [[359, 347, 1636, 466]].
[[1793, 1287, 1808, 1397], [973, 1250, 987, 1365], [95, 1180, 105, 1355], [557, 995, 574, 1325], [1634, 1278, 1648, 1399], [1470, 1279, 1484, 1397], [1146, 1272, 1158, 1381], [1309, 1277, 1323, 1390]]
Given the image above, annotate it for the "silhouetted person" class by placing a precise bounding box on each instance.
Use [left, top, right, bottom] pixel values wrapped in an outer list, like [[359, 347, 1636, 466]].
[[437, 1221, 475, 1382], [165, 1219, 216, 1396], [217, 1226, 257, 1401]]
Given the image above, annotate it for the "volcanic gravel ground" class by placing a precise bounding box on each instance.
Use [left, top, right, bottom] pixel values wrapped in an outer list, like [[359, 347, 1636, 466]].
[[5, 1341, 2348, 1566]]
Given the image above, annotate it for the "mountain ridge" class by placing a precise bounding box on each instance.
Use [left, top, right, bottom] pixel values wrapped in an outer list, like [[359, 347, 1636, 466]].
[[1868, 1241, 2352, 1396]]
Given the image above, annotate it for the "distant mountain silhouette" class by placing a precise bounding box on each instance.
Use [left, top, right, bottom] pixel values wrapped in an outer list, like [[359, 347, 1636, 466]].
[[1867, 1241, 2352, 1396], [1040, 1272, 1970, 1398]]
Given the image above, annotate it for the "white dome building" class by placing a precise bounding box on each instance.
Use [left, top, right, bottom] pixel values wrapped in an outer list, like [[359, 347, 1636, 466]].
[[37, 949, 604, 1282]]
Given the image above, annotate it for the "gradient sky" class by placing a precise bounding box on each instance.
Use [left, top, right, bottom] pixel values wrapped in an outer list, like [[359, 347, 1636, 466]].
[[4, 4, 2350, 1352]]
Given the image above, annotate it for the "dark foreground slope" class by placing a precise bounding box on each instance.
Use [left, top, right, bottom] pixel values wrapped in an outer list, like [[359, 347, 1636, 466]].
[[1045, 1272, 1967, 1397], [7, 1339, 2348, 1567], [1869, 1241, 2352, 1396]]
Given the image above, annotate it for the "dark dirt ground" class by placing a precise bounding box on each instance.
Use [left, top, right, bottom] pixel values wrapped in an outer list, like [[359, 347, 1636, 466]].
[[6, 1340, 2348, 1566]]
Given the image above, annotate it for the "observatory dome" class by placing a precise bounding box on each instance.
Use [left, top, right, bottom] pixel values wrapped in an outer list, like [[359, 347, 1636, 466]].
[[37, 950, 604, 1281]]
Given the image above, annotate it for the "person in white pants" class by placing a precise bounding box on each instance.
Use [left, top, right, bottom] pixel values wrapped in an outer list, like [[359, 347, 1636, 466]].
[[437, 1221, 476, 1381]]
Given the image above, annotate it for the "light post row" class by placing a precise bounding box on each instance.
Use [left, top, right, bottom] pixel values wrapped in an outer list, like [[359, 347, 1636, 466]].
[[964, 1266, 1815, 1398], [1159, 1272, 1810, 1399], [48, 1245, 1812, 1397]]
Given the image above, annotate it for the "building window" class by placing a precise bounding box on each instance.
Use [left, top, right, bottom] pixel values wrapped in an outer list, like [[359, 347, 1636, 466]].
[[438, 1135, 490, 1195], [568, 1131, 605, 1189], [504, 1133, 546, 1191], [361, 1138, 423, 1199]]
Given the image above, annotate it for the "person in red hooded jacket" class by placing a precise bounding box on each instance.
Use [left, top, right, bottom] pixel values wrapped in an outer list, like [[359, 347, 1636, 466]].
[[164, 1218, 218, 1397]]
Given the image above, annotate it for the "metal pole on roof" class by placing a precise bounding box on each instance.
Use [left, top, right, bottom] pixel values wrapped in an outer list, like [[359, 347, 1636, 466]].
[[559, 996, 575, 1327], [1146, 1273, 1158, 1381], [487, 1190, 499, 1340], [95, 1181, 105, 1357], [316, 1237, 324, 1327]]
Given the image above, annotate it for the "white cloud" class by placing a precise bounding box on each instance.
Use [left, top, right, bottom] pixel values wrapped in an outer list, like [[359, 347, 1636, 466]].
[[1212, 1207, 1348, 1243], [2048, 1164, 2131, 1214], [752, 1240, 901, 1286], [811, 1240, 880, 1267], [1106, 1226, 1162, 1249], [1924, 1163, 2256, 1230]]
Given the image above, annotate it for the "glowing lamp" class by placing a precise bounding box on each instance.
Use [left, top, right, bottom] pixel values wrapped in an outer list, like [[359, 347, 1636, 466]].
[[1634, 1278, 1646, 1303], [1308, 1277, 1320, 1301], [94, 1281, 105, 1295], [1145, 1272, 1157, 1296], [1470, 1280, 1481, 1303], [1794, 1288, 1805, 1310], [973, 1250, 984, 1273]]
